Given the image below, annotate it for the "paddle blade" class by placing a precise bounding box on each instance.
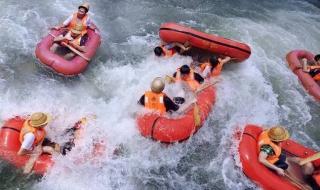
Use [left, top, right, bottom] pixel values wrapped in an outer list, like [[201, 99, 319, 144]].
[[299, 152, 320, 166]]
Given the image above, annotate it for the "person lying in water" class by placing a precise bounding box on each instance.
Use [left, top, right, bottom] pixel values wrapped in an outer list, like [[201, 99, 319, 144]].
[[54, 2, 96, 32], [302, 54, 320, 81], [138, 77, 184, 115], [258, 126, 316, 189], [50, 24, 87, 60], [154, 41, 191, 58]]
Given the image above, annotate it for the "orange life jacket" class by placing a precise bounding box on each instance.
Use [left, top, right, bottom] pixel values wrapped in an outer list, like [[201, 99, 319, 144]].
[[200, 63, 209, 71], [175, 69, 200, 91], [200, 62, 223, 77], [144, 91, 166, 114], [19, 120, 46, 148], [257, 130, 282, 164], [67, 12, 88, 36], [161, 45, 176, 57], [313, 73, 320, 81]]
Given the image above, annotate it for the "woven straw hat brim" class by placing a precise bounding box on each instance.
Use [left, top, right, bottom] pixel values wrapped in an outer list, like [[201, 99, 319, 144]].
[[268, 129, 290, 142], [30, 114, 52, 128]]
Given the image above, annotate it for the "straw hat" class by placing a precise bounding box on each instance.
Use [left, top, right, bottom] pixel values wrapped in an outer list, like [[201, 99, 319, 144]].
[[71, 24, 83, 35], [79, 2, 90, 12], [29, 112, 51, 128], [267, 125, 290, 142]]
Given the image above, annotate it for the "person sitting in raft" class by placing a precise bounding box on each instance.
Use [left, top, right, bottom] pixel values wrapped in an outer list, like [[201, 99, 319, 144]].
[[258, 126, 315, 176], [17, 112, 61, 173], [138, 77, 181, 114], [154, 42, 191, 58], [302, 54, 320, 81], [169, 65, 204, 92], [199, 55, 231, 78], [54, 2, 96, 32], [258, 126, 319, 189], [258, 126, 291, 176], [50, 24, 88, 60]]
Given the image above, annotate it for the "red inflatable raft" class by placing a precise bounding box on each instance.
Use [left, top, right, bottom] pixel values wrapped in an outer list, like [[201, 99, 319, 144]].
[[0, 117, 53, 174], [286, 50, 320, 101], [137, 84, 216, 143], [35, 28, 101, 76], [0, 116, 103, 175], [159, 22, 251, 62], [238, 124, 320, 190]]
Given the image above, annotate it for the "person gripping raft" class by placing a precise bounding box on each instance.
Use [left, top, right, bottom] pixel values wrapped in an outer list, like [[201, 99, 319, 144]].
[[302, 54, 320, 81], [170, 65, 204, 92], [258, 126, 316, 189], [50, 24, 88, 60], [199, 55, 231, 78], [154, 42, 191, 58]]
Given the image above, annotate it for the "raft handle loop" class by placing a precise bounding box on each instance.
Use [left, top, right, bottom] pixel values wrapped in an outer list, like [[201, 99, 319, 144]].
[[150, 116, 161, 140]]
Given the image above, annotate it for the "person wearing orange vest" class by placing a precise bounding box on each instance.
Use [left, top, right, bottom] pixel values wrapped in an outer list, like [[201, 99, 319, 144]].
[[258, 126, 319, 189], [302, 54, 320, 81], [172, 65, 204, 91], [258, 126, 290, 176], [17, 112, 60, 173], [54, 2, 96, 33], [138, 77, 181, 114], [154, 42, 191, 58], [200, 55, 231, 78], [50, 24, 88, 60]]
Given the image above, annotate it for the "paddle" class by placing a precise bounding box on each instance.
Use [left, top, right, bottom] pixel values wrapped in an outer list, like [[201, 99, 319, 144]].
[[192, 80, 219, 127], [193, 102, 201, 127], [49, 32, 90, 61], [176, 80, 219, 118], [50, 27, 68, 31], [194, 79, 220, 94], [164, 75, 175, 84], [284, 172, 312, 190], [299, 152, 320, 166], [164, 75, 219, 94], [23, 145, 43, 174]]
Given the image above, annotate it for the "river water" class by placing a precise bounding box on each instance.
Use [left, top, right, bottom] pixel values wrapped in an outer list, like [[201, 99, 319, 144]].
[[0, 0, 320, 189]]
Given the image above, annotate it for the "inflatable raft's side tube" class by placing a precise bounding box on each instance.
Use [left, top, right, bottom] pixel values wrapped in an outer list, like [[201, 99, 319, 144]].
[[239, 125, 299, 190], [159, 22, 251, 62], [0, 117, 53, 174], [137, 85, 216, 143], [35, 28, 101, 76], [286, 50, 320, 101]]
